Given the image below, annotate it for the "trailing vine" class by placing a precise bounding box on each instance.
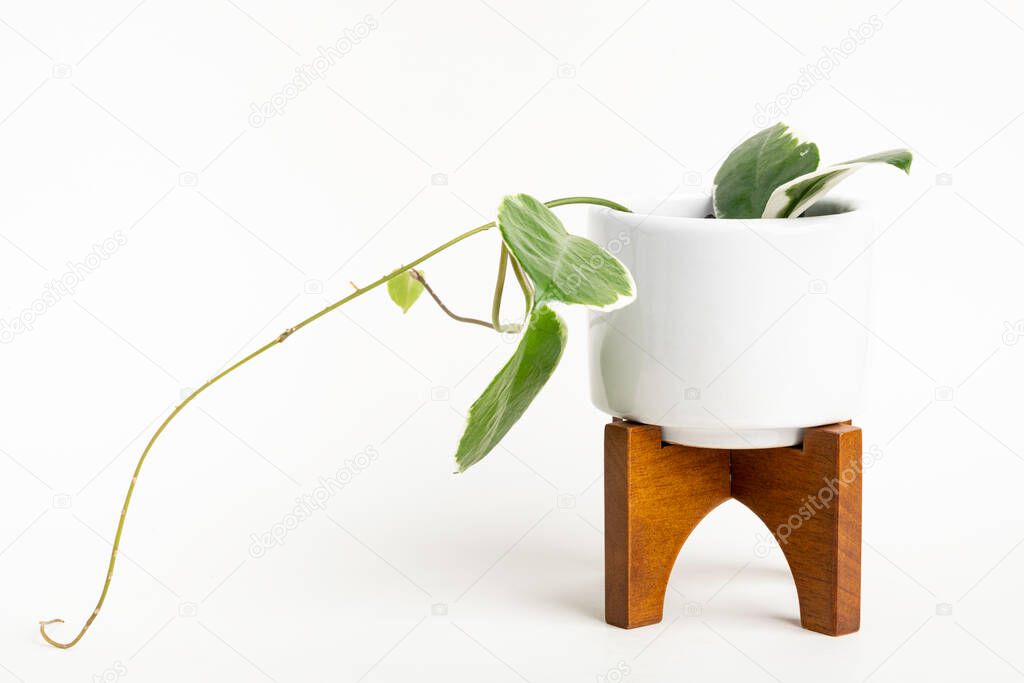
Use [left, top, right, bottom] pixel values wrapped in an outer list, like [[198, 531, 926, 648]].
[[38, 195, 631, 649]]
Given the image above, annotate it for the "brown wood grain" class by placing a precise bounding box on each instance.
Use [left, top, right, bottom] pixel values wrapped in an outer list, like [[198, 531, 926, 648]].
[[604, 420, 862, 636], [604, 422, 730, 628]]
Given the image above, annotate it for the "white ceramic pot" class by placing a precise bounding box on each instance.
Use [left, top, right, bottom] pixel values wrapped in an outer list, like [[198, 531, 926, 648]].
[[587, 195, 873, 449]]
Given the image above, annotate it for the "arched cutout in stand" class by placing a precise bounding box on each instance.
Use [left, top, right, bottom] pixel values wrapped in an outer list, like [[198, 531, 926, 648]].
[[604, 419, 862, 636]]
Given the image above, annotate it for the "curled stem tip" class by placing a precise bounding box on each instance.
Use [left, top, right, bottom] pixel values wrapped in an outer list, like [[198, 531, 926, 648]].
[[39, 619, 78, 649]]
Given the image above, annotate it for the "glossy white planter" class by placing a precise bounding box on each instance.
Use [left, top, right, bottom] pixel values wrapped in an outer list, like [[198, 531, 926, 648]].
[[587, 195, 873, 449]]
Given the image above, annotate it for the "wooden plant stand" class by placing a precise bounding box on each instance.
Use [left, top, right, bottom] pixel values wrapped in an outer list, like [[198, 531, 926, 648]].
[[604, 419, 862, 636]]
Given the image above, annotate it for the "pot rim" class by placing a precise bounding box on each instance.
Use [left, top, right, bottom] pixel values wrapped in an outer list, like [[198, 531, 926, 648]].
[[590, 193, 865, 236]]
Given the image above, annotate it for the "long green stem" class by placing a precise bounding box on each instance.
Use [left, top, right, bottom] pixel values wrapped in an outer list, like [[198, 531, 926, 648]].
[[508, 254, 533, 315], [490, 245, 513, 332], [544, 196, 629, 212], [39, 195, 629, 649]]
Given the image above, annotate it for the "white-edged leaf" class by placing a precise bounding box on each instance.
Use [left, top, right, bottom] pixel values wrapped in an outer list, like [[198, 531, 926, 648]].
[[497, 194, 635, 310], [454, 304, 567, 472], [762, 149, 912, 218], [712, 123, 820, 219], [386, 269, 424, 313]]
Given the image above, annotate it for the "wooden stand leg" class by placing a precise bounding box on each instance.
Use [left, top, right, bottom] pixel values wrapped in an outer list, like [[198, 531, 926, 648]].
[[604, 420, 730, 628], [731, 423, 862, 635], [604, 420, 862, 635]]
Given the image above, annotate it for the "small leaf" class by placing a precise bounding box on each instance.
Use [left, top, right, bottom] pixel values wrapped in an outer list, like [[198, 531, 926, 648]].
[[454, 304, 567, 472], [712, 123, 820, 219], [387, 269, 424, 313], [761, 149, 912, 218], [497, 194, 634, 310]]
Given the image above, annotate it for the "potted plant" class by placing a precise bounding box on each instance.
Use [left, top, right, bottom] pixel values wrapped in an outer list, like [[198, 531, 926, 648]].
[[38, 123, 910, 648], [588, 123, 911, 447]]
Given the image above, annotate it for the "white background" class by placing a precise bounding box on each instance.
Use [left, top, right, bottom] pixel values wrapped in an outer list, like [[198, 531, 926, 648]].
[[2, 1, 1023, 681]]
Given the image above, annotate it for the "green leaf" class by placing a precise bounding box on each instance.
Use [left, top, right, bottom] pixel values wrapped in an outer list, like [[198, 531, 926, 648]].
[[712, 123, 820, 218], [387, 269, 424, 313], [452, 194, 637, 471], [454, 304, 567, 472], [761, 149, 912, 218], [497, 194, 635, 309]]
